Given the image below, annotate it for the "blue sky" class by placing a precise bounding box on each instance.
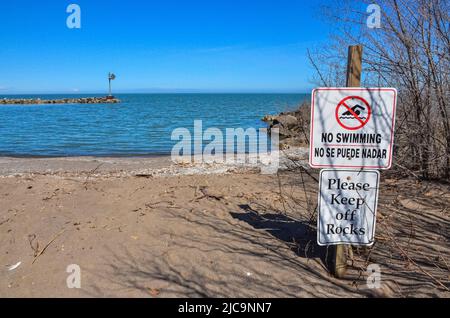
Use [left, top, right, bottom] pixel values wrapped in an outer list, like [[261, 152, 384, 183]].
[[0, 0, 333, 94]]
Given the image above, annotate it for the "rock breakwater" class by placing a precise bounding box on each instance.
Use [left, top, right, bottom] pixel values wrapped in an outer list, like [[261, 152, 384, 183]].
[[0, 96, 120, 105]]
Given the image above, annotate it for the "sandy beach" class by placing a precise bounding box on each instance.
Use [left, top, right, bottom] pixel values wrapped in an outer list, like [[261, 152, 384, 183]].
[[0, 152, 448, 297]]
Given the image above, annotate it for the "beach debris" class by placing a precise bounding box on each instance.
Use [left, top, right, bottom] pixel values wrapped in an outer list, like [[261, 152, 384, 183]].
[[32, 229, 66, 264], [148, 288, 160, 297], [43, 188, 60, 201], [129, 186, 146, 198], [193, 186, 224, 202], [135, 174, 153, 178], [7, 262, 22, 271], [145, 200, 174, 209], [28, 234, 40, 257], [84, 163, 104, 189]]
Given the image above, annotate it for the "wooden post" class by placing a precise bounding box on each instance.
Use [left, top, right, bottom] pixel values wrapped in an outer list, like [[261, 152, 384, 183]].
[[346, 45, 363, 87], [329, 45, 363, 278]]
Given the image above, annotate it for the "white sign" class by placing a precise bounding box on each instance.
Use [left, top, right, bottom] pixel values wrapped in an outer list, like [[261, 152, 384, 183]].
[[309, 88, 397, 169], [317, 169, 379, 246]]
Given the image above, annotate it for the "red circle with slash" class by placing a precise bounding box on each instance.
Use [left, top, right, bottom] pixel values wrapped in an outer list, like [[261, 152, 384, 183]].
[[335, 96, 371, 130]]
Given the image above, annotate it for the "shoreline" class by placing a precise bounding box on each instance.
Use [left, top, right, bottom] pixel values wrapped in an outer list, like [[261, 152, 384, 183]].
[[0, 153, 172, 159], [0, 155, 173, 177], [0, 147, 309, 177]]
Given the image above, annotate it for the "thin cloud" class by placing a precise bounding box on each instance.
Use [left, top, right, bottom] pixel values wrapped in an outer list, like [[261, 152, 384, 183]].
[[193, 46, 238, 54]]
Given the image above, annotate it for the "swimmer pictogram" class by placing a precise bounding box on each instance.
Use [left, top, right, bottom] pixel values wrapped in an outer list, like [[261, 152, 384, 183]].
[[335, 96, 371, 130]]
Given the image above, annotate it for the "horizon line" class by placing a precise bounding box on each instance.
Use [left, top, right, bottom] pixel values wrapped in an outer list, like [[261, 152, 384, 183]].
[[0, 90, 312, 95]]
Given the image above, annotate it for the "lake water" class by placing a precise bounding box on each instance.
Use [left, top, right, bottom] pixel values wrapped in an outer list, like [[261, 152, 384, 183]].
[[0, 94, 309, 157]]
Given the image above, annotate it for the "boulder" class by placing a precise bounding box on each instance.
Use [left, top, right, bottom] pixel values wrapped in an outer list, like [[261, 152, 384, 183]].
[[262, 101, 311, 146]]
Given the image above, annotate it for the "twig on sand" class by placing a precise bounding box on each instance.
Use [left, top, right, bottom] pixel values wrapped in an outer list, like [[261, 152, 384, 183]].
[[129, 186, 145, 197], [276, 172, 289, 215], [84, 163, 104, 189], [32, 229, 65, 264], [144, 200, 182, 210], [193, 186, 224, 202], [28, 234, 40, 257], [145, 201, 172, 208]]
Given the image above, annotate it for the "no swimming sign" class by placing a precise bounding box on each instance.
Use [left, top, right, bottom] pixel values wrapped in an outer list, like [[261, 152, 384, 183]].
[[309, 88, 397, 169]]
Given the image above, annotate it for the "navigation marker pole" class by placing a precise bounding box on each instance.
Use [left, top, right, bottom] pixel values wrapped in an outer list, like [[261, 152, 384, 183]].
[[108, 72, 116, 97]]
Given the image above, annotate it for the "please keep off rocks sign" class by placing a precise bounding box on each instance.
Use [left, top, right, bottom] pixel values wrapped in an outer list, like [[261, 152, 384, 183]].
[[310, 87, 397, 246], [317, 170, 380, 246]]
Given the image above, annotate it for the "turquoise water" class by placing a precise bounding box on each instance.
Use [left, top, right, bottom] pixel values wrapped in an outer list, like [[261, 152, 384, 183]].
[[0, 94, 308, 157]]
